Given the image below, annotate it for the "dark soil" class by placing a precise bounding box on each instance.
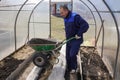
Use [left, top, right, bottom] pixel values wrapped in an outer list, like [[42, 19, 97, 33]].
[[80, 47, 113, 80], [0, 46, 34, 80], [0, 57, 24, 80], [28, 38, 57, 44]]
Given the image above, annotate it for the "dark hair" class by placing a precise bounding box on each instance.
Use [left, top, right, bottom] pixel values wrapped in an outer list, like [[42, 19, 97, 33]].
[[60, 5, 69, 10]]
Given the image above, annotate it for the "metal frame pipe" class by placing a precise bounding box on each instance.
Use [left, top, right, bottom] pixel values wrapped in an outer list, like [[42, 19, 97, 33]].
[[80, 0, 97, 47], [103, 0, 120, 79], [27, 0, 44, 40], [49, 0, 51, 38], [14, 0, 29, 50], [88, 0, 104, 58]]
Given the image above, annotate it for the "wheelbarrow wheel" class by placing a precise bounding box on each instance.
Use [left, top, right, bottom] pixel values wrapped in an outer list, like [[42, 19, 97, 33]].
[[33, 52, 48, 67]]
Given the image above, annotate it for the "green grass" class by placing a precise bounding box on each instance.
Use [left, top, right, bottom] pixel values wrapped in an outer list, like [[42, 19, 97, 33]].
[[51, 15, 65, 40]]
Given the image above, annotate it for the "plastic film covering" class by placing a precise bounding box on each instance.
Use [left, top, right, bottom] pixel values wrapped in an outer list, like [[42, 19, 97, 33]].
[[105, 0, 120, 79], [0, 0, 50, 60], [114, 13, 120, 80], [0, 0, 25, 60], [29, 0, 50, 39], [73, 0, 96, 44], [15, 0, 40, 49], [73, 0, 120, 80]]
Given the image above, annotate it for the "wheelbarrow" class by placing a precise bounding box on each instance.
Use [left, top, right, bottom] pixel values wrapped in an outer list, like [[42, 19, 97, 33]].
[[27, 37, 75, 67]]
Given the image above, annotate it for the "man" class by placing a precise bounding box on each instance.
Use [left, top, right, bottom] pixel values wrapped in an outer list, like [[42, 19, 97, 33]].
[[60, 5, 89, 73]]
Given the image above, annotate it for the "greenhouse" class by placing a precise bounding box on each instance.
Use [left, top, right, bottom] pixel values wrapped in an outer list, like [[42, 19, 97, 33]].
[[0, 0, 119, 80]]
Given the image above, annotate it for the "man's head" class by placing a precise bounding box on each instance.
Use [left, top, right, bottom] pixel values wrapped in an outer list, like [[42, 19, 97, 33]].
[[60, 5, 69, 18]]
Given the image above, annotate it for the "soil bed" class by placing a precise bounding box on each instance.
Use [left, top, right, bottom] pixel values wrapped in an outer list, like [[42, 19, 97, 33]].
[[0, 46, 34, 80], [0, 57, 23, 80], [80, 47, 113, 80], [0, 45, 113, 80]]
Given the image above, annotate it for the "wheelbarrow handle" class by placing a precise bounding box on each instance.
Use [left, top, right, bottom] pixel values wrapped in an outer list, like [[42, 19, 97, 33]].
[[54, 37, 76, 51], [62, 37, 76, 44]]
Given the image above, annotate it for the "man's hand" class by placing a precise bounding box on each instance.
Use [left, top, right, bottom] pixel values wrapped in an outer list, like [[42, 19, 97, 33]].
[[75, 35, 81, 39]]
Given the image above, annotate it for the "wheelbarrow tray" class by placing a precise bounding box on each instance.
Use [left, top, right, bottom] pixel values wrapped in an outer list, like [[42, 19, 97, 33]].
[[28, 38, 57, 51]]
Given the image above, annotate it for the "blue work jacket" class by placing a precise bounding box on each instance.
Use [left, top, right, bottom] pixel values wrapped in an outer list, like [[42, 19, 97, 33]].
[[64, 11, 89, 44]]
